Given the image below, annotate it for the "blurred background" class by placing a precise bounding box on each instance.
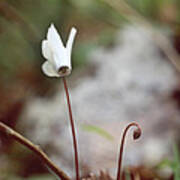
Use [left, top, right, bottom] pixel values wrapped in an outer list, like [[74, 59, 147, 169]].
[[0, 0, 180, 179]]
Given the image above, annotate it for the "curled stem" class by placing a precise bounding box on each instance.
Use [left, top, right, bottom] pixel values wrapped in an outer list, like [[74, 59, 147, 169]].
[[0, 122, 70, 180], [62, 77, 80, 180], [116, 122, 142, 180]]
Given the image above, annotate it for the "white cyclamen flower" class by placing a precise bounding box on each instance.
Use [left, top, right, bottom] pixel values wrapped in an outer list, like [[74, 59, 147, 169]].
[[41, 24, 77, 77]]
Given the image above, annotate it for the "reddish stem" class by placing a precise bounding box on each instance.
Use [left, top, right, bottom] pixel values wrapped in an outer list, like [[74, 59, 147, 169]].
[[116, 122, 142, 180], [62, 77, 80, 180], [0, 122, 70, 180]]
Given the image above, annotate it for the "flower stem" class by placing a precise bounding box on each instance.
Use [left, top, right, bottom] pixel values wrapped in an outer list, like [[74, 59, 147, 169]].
[[0, 122, 70, 180], [62, 77, 80, 180], [116, 122, 142, 180]]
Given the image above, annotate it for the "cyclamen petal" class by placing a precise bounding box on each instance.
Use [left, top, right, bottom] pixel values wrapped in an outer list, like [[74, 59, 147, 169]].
[[42, 61, 60, 77], [41, 23, 77, 77], [66, 27, 77, 54], [47, 24, 64, 51], [42, 40, 51, 60]]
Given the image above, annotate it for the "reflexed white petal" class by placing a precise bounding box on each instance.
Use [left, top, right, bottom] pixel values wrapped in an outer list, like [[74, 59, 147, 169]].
[[41, 23, 77, 78], [66, 27, 77, 54], [42, 40, 51, 59], [42, 61, 60, 77], [47, 24, 64, 51]]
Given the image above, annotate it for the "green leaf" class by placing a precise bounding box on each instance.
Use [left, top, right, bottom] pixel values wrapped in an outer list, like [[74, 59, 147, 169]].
[[81, 124, 114, 141], [156, 158, 174, 169], [173, 144, 180, 180], [158, 144, 180, 180]]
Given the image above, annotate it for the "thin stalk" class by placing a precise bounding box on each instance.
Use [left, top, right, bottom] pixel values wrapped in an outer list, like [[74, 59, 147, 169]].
[[0, 122, 70, 180], [62, 77, 79, 180], [116, 122, 142, 180]]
